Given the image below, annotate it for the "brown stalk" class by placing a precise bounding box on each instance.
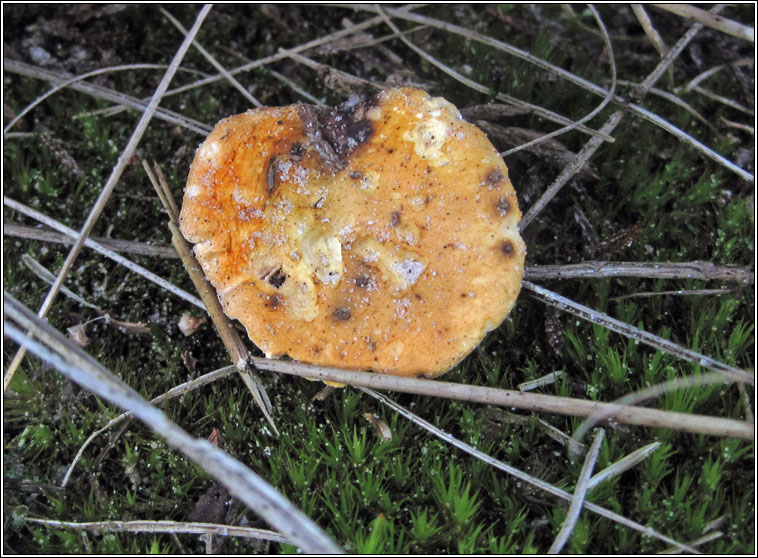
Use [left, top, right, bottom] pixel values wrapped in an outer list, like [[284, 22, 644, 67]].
[[525, 261, 754, 284], [250, 356, 753, 440]]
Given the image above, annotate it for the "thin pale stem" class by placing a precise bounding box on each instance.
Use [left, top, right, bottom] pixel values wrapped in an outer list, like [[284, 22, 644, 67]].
[[617, 79, 713, 128], [98, 8, 419, 118], [572, 371, 753, 445], [350, 4, 751, 182], [22, 254, 102, 312], [652, 4, 754, 42], [502, 4, 618, 157], [628, 94, 753, 183], [374, 5, 614, 142], [521, 5, 722, 230], [24, 518, 292, 544], [631, 4, 668, 57], [2, 63, 193, 135], [587, 442, 662, 491], [524, 261, 754, 284], [660, 531, 724, 554], [519, 110, 624, 229], [160, 7, 263, 108], [4, 223, 179, 259], [683, 58, 753, 92], [3, 59, 212, 136], [610, 287, 736, 301], [268, 69, 326, 106], [692, 84, 755, 115], [548, 429, 605, 554]]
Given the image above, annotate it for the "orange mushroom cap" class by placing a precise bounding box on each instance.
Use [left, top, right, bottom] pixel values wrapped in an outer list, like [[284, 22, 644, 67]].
[[179, 87, 525, 377]]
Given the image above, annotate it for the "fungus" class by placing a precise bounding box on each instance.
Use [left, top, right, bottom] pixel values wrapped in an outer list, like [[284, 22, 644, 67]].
[[179, 88, 525, 377]]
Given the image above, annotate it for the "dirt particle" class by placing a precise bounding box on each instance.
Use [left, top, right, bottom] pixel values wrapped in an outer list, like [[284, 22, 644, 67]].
[[333, 307, 351, 321], [265, 294, 282, 309], [267, 268, 287, 288], [297, 95, 377, 169], [486, 169, 503, 186], [501, 240, 515, 256], [495, 197, 510, 217], [267, 156, 278, 194]]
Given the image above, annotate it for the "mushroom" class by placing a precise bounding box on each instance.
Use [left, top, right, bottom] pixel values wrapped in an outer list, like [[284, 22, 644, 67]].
[[179, 87, 525, 378]]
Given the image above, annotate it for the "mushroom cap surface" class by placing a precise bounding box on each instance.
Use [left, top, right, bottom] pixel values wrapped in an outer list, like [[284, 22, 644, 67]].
[[179, 87, 525, 377]]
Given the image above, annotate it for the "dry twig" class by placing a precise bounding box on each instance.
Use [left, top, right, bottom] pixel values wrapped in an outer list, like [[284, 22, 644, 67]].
[[524, 281, 753, 385], [143, 162, 278, 435], [24, 518, 291, 545], [62, 365, 238, 487], [4, 292, 342, 554], [249, 355, 753, 440], [3, 5, 214, 392], [360, 388, 697, 553], [652, 4, 754, 43], [548, 429, 605, 553]]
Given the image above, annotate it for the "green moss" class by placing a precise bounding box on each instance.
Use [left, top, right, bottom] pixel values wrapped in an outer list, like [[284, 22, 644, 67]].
[[4, 3, 754, 554]]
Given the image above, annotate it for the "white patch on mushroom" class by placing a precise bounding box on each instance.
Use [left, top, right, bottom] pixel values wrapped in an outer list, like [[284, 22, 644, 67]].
[[186, 183, 203, 198], [301, 228, 343, 285], [393, 258, 425, 287], [403, 117, 450, 166], [199, 140, 221, 163]]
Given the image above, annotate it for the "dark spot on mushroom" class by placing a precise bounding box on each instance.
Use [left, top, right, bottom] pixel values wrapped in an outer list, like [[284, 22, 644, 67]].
[[486, 169, 504, 186], [267, 156, 278, 195], [276, 120, 284, 125], [501, 240, 515, 256], [390, 211, 401, 226], [267, 268, 287, 288], [495, 197, 510, 217], [333, 307, 351, 321], [354, 275, 370, 288], [366, 339, 377, 352], [350, 170, 362, 179], [265, 294, 282, 309], [290, 143, 303, 156]]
